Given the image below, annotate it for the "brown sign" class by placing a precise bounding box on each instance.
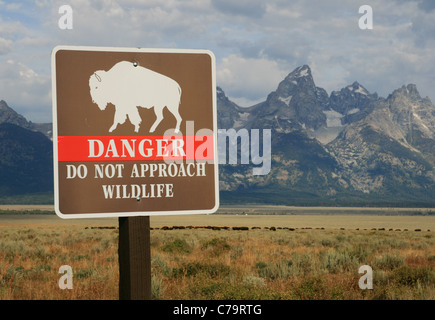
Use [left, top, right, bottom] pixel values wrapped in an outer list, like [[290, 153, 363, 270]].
[[51, 46, 219, 218]]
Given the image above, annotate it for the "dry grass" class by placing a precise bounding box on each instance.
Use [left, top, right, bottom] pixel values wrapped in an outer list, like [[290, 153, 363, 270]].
[[0, 225, 119, 299], [0, 214, 434, 300], [150, 228, 434, 300]]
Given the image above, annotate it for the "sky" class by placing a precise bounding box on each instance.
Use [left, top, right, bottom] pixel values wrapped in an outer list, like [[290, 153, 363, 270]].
[[0, 0, 434, 123]]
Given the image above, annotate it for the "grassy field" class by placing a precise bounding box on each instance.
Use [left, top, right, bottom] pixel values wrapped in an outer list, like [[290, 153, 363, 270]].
[[0, 211, 434, 300]]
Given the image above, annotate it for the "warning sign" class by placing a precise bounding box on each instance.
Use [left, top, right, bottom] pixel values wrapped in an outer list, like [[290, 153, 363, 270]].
[[51, 46, 219, 218]]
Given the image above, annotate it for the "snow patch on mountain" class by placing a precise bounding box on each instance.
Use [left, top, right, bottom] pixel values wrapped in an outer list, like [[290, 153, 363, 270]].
[[298, 68, 309, 77], [278, 95, 292, 106], [323, 109, 344, 127], [347, 108, 360, 115]]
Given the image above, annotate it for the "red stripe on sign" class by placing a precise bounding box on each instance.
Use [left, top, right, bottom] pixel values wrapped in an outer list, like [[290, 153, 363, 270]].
[[57, 135, 214, 162]]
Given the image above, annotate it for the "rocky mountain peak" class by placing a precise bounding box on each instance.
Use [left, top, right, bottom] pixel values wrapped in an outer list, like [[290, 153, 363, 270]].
[[0, 100, 30, 128], [329, 81, 377, 123], [265, 65, 326, 130], [386, 84, 429, 116], [0, 100, 52, 139], [390, 84, 422, 101], [291, 64, 311, 78], [216, 86, 226, 100], [275, 65, 315, 98], [346, 81, 369, 95], [216, 87, 247, 129], [381, 83, 435, 142]]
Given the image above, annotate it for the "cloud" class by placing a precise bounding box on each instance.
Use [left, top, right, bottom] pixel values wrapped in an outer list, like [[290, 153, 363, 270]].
[[217, 54, 287, 106], [41, 0, 214, 48], [411, 10, 435, 46], [6, 3, 22, 11], [1, 0, 435, 121], [0, 60, 51, 121], [0, 38, 12, 54], [0, 17, 27, 38], [211, 0, 266, 18], [417, 0, 435, 11]]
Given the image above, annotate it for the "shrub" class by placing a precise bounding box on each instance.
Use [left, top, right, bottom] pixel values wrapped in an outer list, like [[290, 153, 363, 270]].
[[255, 256, 312, 279], [320, 239, 335, 247], [292, 277, 330, 300], [161, 238, 192, 254], [372, 254, 404, 270], [151, 274, 166, 300], [392, 266, 434, 286], [335, 235, 346, 241], [243, 274, 266, 287], [373, 270, 390, 287], [201, 237, 231, 256], [230, 244, 244, 260], [75, 268, 96, 279], [291, 253, 317, 276], [321, 250, 358, 274], [256, 259, 293, 279], [71, 254, 90, 261], [173, 262, 231, 279], [255, 261, 267, 270], [152, 254, 173, 277], [196, 280, 278, 300], [200, 281, 222, 298], [348, 245, 371, 262]]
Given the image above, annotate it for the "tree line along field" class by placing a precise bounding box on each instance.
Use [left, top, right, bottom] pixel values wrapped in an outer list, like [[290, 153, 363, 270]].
[[0, 213, 434, 300]]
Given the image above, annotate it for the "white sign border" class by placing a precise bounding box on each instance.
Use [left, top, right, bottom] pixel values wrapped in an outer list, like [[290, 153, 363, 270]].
[[51, 45, 219, 219]]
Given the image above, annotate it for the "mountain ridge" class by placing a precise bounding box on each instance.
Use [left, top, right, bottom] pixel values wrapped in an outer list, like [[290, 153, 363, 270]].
[[0, 122, 53, 196], [0, 100, 52, 139], [217, 65, 435, 206], [1, 64, 434, 206]]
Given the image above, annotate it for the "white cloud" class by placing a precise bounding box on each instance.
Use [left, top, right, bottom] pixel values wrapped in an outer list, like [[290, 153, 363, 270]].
[[0, 38, 13, 54], [6, 3, 22, 11], [0, 18, 26, 38], [0, 60, 51, 121], [217, 54, 287, 106], [1, 0, 435, 121], [211, 0, 266, 18]]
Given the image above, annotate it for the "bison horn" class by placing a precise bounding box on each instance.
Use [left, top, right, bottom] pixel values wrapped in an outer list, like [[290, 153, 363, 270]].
[[94, 72, 102, 82]]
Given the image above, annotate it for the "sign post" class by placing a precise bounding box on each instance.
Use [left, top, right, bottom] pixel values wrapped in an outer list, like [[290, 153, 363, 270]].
[[51, 46, 219, 299], [118, 216, 151, 300]]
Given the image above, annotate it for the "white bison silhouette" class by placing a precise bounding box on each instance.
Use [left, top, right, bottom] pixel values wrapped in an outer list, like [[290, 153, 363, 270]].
[[89, 61, 182, 133]]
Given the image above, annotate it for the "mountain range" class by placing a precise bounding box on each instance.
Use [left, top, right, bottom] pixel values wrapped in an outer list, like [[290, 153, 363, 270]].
[[1, 64, 434, 206], [0, 100, 53, 199], [217, 65, 435, 206]]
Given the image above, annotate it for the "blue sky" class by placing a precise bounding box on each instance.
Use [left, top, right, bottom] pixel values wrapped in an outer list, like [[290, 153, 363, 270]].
[[1, 0, 434, 122]]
